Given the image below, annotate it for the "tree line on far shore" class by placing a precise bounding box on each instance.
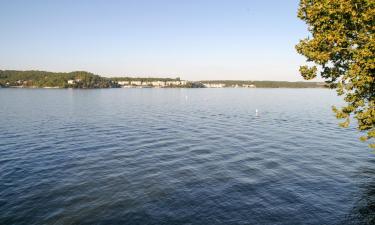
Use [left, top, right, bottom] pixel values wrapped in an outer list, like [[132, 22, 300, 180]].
[[200, 80, 326, 88], [0, 70, 326, 89], [0, 70, 117, 88]]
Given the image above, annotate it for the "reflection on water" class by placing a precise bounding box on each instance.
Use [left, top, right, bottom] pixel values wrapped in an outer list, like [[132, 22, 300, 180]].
[[0, 88, 374, 225]]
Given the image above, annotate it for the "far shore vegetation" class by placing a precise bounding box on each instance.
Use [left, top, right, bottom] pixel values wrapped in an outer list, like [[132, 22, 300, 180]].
[[0, 70, 326, 89]]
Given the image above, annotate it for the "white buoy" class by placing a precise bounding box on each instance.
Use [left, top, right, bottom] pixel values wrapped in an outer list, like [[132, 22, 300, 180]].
[[255, 109, 258, 116], [185, 95, 188, 100]]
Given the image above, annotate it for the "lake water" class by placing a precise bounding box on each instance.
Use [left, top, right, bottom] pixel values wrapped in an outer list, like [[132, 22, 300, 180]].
[[0, 88, 374, 225]]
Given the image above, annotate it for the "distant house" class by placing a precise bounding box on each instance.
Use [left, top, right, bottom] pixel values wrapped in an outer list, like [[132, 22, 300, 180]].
[[203, 83, 225, 88], [243, 84, 256, 88], [166, 81, 181, 86], [179, 80, 187, 86], [118, 81, 130, 86], [131, 81, 142, 86], [68, 79, 83, 85], [152, 81, 166, 87], [142, 81, 152, 86]]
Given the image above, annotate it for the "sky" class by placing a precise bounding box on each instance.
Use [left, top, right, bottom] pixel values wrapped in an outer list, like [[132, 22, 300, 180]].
[[0, 0, 312, 81]]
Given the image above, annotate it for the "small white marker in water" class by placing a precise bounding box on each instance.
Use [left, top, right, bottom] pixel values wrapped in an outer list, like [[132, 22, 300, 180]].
[[185, 95, 188, 100], [255, 109, 258, 116]]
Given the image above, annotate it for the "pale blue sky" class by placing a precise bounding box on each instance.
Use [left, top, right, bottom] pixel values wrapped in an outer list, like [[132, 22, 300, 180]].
[[0, 0, 311, 81]]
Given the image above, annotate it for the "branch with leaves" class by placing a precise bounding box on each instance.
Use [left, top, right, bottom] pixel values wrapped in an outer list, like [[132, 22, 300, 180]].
[[296, 0, 374, 148]]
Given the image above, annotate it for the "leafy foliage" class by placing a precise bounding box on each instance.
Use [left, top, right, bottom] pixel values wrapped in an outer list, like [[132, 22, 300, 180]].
[[296, 0, 374, 148]]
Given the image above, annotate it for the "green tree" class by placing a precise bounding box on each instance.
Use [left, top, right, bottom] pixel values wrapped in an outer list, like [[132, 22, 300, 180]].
[[296, 0, 374, 148]]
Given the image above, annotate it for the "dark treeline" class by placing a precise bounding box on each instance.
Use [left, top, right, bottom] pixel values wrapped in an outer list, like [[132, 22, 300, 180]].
[[0, 70, 117, 88]]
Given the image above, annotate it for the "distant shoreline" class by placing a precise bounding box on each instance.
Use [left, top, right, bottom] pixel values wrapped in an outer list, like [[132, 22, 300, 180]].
[[0, 86, 328, 90], [0, 70, 327, 89]]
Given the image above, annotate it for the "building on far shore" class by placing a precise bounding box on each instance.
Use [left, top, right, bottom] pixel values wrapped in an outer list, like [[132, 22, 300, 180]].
[[202, 83, 225, 88], [152, 81, 166, 87], [130, 81, 142, 86], [142, 81, 152, 86], [117, 81, 130, 86], [116, 79, 187, 87], [243, 84, 256, 88], [67, 79, 83, 85], [166, 81, 180, 86]]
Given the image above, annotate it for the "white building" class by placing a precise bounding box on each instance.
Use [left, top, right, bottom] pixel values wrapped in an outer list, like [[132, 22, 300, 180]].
[[166, 81, 181, 86], [142, 81, 152, 86], [243, 84, 256, 88], [67, 80, 75, 84], [152, 81, 166, 87], [117, 81, 130, 86], [203, 83, 225, 88]]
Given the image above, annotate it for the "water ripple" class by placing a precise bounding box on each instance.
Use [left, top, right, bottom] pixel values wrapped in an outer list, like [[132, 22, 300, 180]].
[[0, 88, 374, 225]]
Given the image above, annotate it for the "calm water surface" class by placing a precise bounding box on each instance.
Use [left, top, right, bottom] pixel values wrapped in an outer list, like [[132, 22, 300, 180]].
[[0, 88, 374, 225]]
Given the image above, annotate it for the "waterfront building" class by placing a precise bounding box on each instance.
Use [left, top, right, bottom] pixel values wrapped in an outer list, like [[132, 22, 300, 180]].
[[243, 84, 256, 88], [131, 81, 142, 86], [203, 83, 225, 88], [166, 81, 181, 86], [152, 81, 166, 87], [118, 81, 130, 86]]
